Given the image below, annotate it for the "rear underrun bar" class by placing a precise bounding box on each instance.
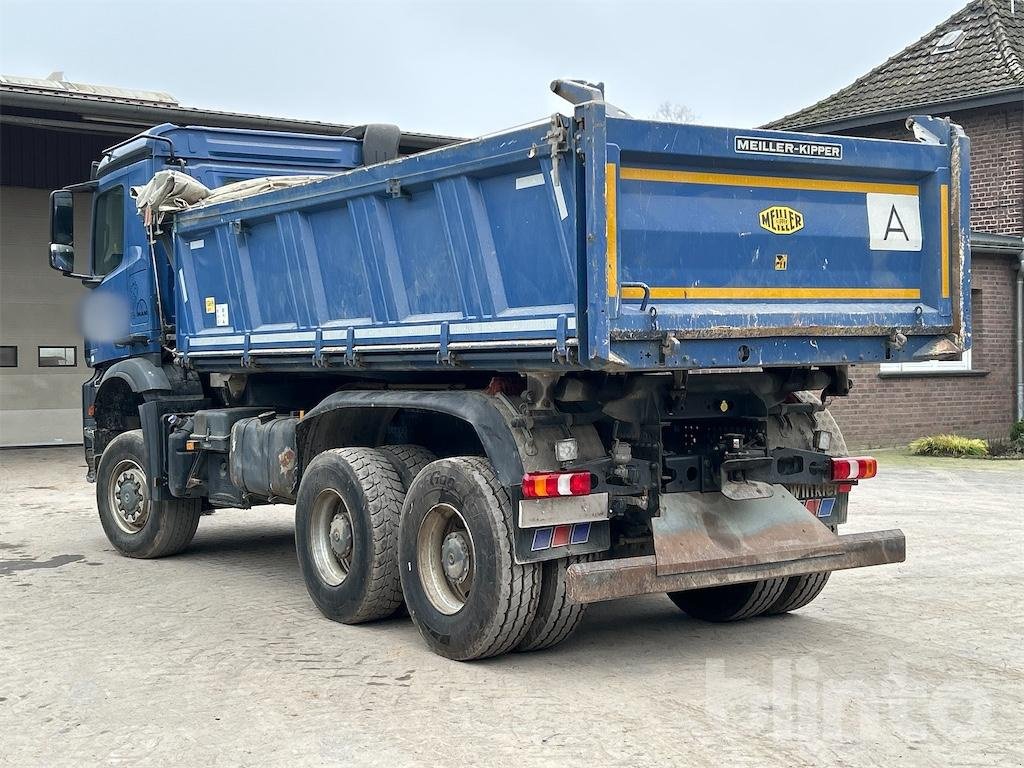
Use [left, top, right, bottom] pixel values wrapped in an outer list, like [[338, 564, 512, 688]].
[[565, 529, 906, 604]]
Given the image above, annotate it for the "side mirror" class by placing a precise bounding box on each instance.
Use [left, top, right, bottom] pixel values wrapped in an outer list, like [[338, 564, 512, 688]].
[[49, 190, 75, 273]]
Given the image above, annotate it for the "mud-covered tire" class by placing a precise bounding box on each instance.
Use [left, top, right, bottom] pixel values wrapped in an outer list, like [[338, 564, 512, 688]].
[[765, 572, 831, 615], [295, 448, 404, 624], [96, 430, 201, 558], [515, 555, 592, 653], [377, 444, 437, 489], [668, 578, 788, 622], [399, 457, 540, 660]]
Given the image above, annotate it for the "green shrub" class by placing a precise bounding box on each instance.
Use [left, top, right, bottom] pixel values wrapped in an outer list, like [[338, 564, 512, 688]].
[[908, 434, 988, 458], [1012, 420, 1024, 445], [986, 438, 1022, 458]]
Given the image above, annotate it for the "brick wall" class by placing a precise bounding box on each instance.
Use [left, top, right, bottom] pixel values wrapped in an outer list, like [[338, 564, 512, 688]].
[[828, 253, 1017, 447], [827, 103, 1022, 449]]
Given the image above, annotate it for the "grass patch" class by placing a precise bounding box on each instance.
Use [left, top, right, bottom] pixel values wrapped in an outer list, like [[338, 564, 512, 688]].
[[909, 434, 988, 458]]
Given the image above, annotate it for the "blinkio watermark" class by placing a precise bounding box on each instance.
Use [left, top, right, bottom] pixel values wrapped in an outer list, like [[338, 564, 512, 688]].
[[704, 656, 992, 748]]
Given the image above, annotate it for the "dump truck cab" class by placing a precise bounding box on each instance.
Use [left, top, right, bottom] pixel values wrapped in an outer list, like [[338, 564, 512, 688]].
[[49, 123, 368, 367]]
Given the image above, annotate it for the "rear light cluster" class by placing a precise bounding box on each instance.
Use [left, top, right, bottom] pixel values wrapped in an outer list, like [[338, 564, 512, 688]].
[[521, 471, 593, 498], [829, 456, 878, 482]]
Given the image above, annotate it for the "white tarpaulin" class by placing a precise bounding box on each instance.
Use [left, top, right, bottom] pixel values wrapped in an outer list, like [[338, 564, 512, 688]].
[[131, 170, 329, 232]]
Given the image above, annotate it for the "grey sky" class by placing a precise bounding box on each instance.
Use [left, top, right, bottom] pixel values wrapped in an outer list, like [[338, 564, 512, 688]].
[[0, 0, 965, 136]]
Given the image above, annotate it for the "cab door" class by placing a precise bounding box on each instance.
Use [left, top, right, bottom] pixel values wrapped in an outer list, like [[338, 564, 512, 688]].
[[85, 165, 162, 366]]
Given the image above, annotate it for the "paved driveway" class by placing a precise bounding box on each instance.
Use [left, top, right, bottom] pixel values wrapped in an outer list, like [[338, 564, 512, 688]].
[[1, 447, 1021, 767]]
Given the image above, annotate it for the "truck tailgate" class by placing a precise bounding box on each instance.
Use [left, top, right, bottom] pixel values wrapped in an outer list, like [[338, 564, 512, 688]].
[[586, 110, 970, 369]]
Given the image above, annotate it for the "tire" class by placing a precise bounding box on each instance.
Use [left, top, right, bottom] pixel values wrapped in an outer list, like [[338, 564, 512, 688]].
[[295, 448, 404, 624], [515, 555, 592, 653], [668, 578, 788, 623], [399, 457, 540, 661], [768, 394, 846, 615], [377, 445, 437, 617], [377, 444, 437, 489], [96, 430, 201, 558], [764, 572, 831, 615]]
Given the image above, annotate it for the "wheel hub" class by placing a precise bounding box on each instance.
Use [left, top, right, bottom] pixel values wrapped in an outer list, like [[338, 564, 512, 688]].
[[441, 531, 471, 583], [329, 513, 353, 559], [116, 473, 144, 524]]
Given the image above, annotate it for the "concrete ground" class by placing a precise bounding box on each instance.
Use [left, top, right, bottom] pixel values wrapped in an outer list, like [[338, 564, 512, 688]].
[[0, 447, 1021, 768]]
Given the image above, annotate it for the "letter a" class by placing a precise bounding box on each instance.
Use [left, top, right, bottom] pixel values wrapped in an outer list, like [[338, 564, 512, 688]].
[[884, 204, 909, 241]]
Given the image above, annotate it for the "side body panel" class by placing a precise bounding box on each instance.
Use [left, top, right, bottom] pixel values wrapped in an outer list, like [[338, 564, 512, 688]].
[[173, 120, 581, 363]]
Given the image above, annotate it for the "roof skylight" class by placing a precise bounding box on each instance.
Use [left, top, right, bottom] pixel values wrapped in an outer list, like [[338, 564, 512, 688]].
[[932, 29, 966, 54]]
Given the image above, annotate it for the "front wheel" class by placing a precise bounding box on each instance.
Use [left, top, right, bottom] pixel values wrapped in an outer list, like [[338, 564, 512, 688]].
[[399, 457, 540, 660], [96, 430, 201, 558]]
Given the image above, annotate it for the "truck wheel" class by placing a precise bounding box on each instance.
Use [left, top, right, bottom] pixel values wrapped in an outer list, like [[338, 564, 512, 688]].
[[399, 457, 540, 660], [295, 448, 404, 624], [765, 524, 836, 615], [96, 430, 201, 558], [377, 445, 437, 616], [378, 444, 437, 489], [515, 555, 592, 653], [765, 572, 831, 615], [667, 578, 787, 622], [769, 396, 846, 616]]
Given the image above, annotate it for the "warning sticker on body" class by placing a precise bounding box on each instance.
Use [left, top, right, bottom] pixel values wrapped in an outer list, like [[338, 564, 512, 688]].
[[204, 297, 216, 314], [735, 136, 842, 160], [215, 303, 230, 327], [866, 193, 922, 251]]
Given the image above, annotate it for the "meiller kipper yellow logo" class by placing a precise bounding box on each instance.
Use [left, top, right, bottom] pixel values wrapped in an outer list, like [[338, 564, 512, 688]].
[[759, 206, 804, 235]]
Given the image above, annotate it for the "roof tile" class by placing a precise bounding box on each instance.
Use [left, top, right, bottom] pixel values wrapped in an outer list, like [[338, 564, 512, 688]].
[[767, 0, 1024, 130]]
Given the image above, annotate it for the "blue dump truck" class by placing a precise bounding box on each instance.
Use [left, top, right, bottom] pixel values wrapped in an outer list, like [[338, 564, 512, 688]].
[[48, 80, 969, 660]]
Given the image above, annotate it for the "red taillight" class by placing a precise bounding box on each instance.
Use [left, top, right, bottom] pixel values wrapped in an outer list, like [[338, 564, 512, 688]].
[[829, 456, 877, 481], [521, 471, 593, 498]]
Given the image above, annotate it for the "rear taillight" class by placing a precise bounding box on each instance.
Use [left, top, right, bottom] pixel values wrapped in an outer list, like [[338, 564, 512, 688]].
[[829, 456, 877, 482], [521, 471, 592, 498]]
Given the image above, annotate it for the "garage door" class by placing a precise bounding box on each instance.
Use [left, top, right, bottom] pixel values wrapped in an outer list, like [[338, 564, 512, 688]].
[[0, 186, 90, 446]]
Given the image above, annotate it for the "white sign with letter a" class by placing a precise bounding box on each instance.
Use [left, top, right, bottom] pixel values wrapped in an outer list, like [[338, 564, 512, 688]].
[[866, 193, 922, 251]]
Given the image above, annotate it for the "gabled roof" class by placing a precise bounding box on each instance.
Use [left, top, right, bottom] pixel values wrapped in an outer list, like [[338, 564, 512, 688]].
[[766, 0, 1024, 131]]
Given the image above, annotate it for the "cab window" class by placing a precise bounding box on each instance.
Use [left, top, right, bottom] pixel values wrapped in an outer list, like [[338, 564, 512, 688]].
[[92, 186, 125, 276]]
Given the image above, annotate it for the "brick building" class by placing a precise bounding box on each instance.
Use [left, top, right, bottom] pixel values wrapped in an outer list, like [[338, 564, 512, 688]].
[[768, 0, 1024, 448]]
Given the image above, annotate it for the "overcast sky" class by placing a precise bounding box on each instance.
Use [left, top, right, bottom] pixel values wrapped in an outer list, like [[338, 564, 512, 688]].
[[0, 0, 965, 136]]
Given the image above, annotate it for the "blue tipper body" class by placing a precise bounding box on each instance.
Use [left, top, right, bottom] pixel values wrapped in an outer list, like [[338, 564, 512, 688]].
[[171, 103, 971, 372]]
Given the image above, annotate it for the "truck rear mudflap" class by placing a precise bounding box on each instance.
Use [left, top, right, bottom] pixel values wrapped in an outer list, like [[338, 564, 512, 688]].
[[566, 486, 905, 604]]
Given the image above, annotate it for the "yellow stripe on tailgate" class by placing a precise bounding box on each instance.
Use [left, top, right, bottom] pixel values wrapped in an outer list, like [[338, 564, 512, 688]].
[[940, 184, 950, 299], [619, 167, 919, 197], [605, 163, 618, 298]]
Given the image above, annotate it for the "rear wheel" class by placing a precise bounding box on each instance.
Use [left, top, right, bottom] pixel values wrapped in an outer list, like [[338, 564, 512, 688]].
[[377, 444, 437, 489], [96, 430, 201, 558], [765, 572, 831, 615], [768, 394, 847, 615], [295, 448, 404, 624], [516, 555, 592, 653], [377, 444, 437, 616], [399, 457, 540, 660], [668, 578, 788, 622]]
